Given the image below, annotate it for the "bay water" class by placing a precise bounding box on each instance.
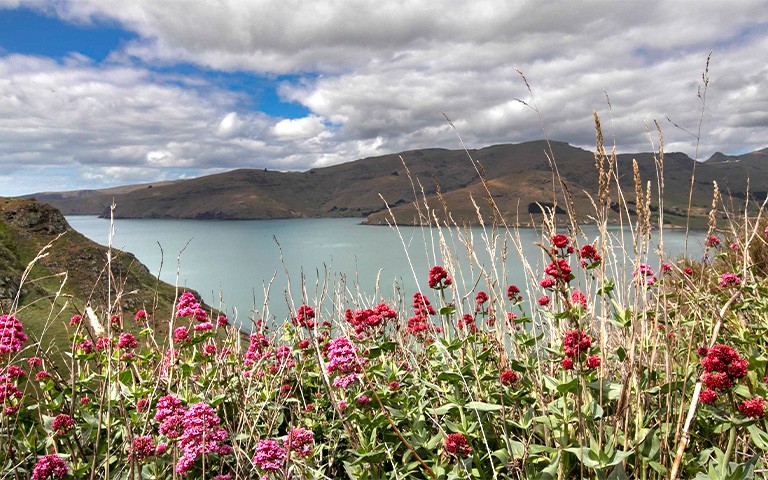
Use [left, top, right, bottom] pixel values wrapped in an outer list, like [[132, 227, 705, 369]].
[[66, 216, 700, 331]]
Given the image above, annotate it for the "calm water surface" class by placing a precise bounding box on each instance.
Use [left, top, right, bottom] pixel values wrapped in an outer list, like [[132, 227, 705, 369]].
[[66, 216, 701, 329]]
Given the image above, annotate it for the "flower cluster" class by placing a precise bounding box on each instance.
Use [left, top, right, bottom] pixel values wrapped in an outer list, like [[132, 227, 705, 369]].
[[562, 330, 592, 358], [175, 292, 207, 321], [428, 266, 452, 289], [699, 344, 749, 402], [500, 369, 519, 386], [458, 313, 478, 333], [0, 314, 28, 356], [117, 333, 138, 349], [507, 284, 522, 302], [738, 397, 766, 418], [51, 414, 74, 436], [326, 336, 362, 389], [705, 235, 721, 248], [551, 233, 570, 250], [252, 439, 286, 472], [0, 382, 23, 415], [293, 305, 316, 328], [31, 454, 69, 479], [579, 244, 602, 268], [635, 263, 656, 286], [129, 435, 156, 462], [345, 302, 397, 336], [544, 259, 572, 283], [718, 273, 741, 288], [175, 402, 231, 474], [155, 395, 186, 439], [244, 332, 270, 366], [407, 293, 437, 338], [445, 433, 472, 456], [285, 427, 314, 458]]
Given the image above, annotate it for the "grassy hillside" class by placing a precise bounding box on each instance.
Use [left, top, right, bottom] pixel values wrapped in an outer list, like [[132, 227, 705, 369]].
[[0, 197, 197, 359]]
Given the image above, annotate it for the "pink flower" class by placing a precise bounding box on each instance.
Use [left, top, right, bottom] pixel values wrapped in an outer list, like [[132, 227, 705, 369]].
[[0, 382, 23, 414], [705, 235, 720, 248], [684, 267, 693, 276], [134, 310, 148, 322], [389, 381, 400, 391], [117, 333, 138, 349], [284, 427, 314, 458], [544, 259, 572, 282], [571, 290, 587, 308], [0, 315, 28, 356], [68, 314, 82, 327], [507, 284, 522, 302], [539, 277, 555, 289], [193, 322, 213, 332], [252, 439, 286, 472], [31, 454, 69, 479], [173, 326, 191, 343], [561, 358, 574, 370], [326, 336, 362, 378], [428, 266, 452, 289], [155, 395, 186, 439], [445, 433, 472, 456], [537, 295, 550, 306], [175, 402, 230, 474], [35, 371, 51, 381], [718, 273, 741, 288], [136, 398, 149, 412], [738, 397, 766, 418], [562, 330, 592, 358], [475, 291, 489, 305], [27, 357, 42, 368], [551, 234, 569, 249], [356, 394, 371, 406], [216, 315, 229, 327]]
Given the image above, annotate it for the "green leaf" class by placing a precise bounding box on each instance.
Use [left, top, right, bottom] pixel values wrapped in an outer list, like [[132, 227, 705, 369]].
[[439, 305, 457, 316], [747, 424, 768, 451], [542, 375, 559, 392], [465, 401, 502, 412], [557, 377, 579, 394], [564, 446, 602, 469], [427, 403, 459, 416]]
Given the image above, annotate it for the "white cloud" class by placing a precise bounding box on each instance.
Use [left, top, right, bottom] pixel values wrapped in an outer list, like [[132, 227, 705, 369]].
[[270, 115, 327, 140], [1, 1, 767, 196]]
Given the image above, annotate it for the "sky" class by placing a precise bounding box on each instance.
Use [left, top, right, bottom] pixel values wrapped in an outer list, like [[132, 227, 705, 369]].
[[0, 1, 767, 197]]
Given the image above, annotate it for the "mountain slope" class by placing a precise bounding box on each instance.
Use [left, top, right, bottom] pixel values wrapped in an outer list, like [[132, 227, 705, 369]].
[[26, 141, 768, 226]]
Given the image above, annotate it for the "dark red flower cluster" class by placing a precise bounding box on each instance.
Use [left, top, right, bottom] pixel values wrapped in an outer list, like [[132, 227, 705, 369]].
[[293, 305, 316, 328], [700, 344, 748, 391], [243, 333, 270, 367], [537, 295, 550, 306], [51, 414, 74, 436], [551, 234, 570, 249], [445, 433, 472, 456], [31, 454, 69, 480], [585, 355, 601, 369], [539, 277, 555, 289], [458, 313, 477, 333], [507, 285, 522, 302], [705, 235, 721, 248], [129, 435, 156, 462], [579, 244, 602, 268], [738, 397, 766, 418], [571, 290, 587, 308], [428, 266, 452, 289], [500, 369, 519, 386], [345, 303, 397, 335], [563, 330, 592, 358], [544, 259, 572, 283], [699, 388, 718, 404]]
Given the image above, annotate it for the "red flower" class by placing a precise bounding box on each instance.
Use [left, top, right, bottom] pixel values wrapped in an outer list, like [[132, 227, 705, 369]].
[[507, 284, 521, 301], [293, 305, 316, 328], [538, 295, 550, 306], [428, 266, 452, 289], [551, 234, 569, 249], [445, 433, 472, 456], [475, 291, 489, 305], [562, 330, 592, 358], [500, 370, 519, 386], [539, 277, 555, 289], [561, 358, 574, 370], [699, 388, 717, 404], [571, 290, 587, 308], [544, 259, 572, 282], [738, 397, 766, 418], [585, 355, 601, 369]]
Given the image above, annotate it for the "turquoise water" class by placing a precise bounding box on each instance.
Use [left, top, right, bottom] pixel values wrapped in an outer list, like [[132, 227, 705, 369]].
[[66, 216, 700, 330]]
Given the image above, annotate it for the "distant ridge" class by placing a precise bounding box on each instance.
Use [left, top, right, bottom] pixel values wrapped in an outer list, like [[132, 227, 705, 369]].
[[25, 141, 768, 226]]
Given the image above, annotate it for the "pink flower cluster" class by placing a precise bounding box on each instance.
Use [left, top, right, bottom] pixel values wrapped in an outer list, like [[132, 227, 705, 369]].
[[563, 330, 592, 358], [117, 333, 138, 349], [0, 382, 23, 415], [155, 395, 186, 439], [0, 314, 28, 356], [345, 302, 397, 336], [175, 292, 207, 321], [252, 439, 286, 472], [500, 369, 519, 386], [579, 244, 602, 268], [244, 332, 270, 366], [175, 402, 231, 475], [551, 234, 570, 249], [327, 336, 362, 389], [285, 427, 314, 458], [407, 293, 437, 338], [31, 454, 69, 479], [445, 433, 472, 456], [507, 284, 522, 303], [635, 263, 656, 286], [718, 273, 741, 288], [699, 344, 749, 402], [705, 235, 721, 248], [428, 266, 452, 289], [51, 414, 74, 436]]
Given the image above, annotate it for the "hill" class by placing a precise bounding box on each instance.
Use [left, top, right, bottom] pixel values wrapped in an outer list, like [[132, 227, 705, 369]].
[[0, 197, 203, 359], [25, 141, 768, 226]]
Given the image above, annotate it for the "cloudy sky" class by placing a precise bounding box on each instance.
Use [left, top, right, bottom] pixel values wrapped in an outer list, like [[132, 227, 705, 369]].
[[0, 1, 766, 196]]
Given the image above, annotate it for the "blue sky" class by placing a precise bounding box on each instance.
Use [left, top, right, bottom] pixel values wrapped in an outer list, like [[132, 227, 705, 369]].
[[0, 1, 766, 196]]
